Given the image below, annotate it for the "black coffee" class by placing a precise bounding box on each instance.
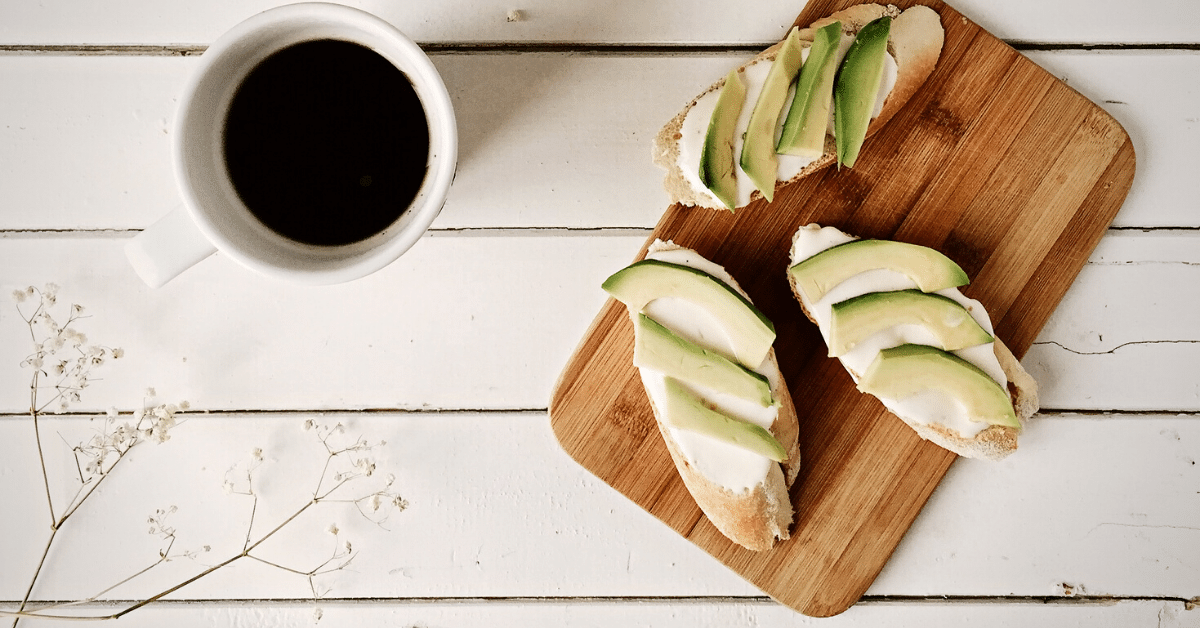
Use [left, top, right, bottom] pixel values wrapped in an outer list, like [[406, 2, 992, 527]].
[[223, 39, 429, 246]]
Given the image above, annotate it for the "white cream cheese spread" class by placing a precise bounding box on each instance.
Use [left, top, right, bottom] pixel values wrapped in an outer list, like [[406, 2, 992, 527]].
[[790, 225, 1007, 438], [679, 34, 899, 208], [638, 242, 781, 492]]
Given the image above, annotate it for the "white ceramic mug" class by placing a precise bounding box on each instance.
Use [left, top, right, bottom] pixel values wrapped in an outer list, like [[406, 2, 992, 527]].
[[126, 2, 457, 288]]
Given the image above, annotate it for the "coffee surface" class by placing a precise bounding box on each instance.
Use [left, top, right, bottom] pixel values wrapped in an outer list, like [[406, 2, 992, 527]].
[[223, 39, 429, 246]]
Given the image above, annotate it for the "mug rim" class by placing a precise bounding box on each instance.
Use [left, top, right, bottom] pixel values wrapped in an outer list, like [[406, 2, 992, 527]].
[[173, 2, 457, 285]]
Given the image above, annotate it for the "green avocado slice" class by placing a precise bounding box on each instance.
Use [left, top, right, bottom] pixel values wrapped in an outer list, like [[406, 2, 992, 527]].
[[857, 344, 1019, 429], [777, 20, 843, 157], [662, 377, 787, 461], [829, 289, 994, 356], [789, 239, 969, 303], [834, 16, 891, 168], [699, 68, 748, 210], [739, 26, 806, 202], [634, 314, 774, 408], [603, 259, 776, 367]]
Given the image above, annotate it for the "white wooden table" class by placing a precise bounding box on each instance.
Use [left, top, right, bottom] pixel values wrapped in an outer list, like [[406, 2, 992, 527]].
[[1, 1, 1198, 626]]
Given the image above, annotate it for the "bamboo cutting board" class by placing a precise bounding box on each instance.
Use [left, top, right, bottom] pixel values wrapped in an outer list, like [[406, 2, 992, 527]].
[[549, 0, 1135, 617]]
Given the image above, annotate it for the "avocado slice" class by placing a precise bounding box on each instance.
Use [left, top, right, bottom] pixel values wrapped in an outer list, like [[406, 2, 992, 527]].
[[789, 239, 969, 303], [662, 377, 787, 461], [603, 259, 776, 367], [738, 27, 806, 202], [834, 16, 891, 168], [777, 20, 842, 157], [635, 314, 774, 407], [858, 344, 1018, 429], [699, 68, 748, 210], [828, 289, 994, 356]]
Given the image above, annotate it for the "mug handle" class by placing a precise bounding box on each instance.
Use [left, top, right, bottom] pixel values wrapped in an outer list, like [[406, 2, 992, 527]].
[[125, 207, 217, 288]]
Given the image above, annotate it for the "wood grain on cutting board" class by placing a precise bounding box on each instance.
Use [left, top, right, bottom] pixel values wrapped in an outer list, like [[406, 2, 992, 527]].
[[549, 0, 1135, 617]]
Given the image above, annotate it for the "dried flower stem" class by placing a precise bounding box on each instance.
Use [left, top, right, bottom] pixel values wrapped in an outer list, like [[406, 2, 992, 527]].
[[5, 287, 404, 624], [4, 442, 387, 622]]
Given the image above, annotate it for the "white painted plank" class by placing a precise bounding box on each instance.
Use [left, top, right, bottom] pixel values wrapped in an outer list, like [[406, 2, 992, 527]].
[[0, 232, 645, 414], [0, 52, 1193, 231], [0, 231, 1198, 414], [1027, 230, 1200, 411], [0, 56, 185, 231], [1, 599, 1194, 628], [0, 413, 1196, 603], [877, 414, 1200, 599], [0, 0, 1196, 46]]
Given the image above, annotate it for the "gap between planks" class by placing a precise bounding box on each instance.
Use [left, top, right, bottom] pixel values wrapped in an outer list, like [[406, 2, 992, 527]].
[[0, 227, 656, 239], [2, 594, 1195, 607], [0, 43, 1197, 57], [2, 226, 1199, 238], [2, 410, 1197, 421]]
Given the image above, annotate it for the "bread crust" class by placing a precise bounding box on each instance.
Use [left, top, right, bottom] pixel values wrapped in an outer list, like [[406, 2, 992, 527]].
[[645, 367, 796, 551], [785, 225, 1039, 460], [630, 240, 800, 551], [900, 338, 1038, 461], [652, 3, 944, 211]]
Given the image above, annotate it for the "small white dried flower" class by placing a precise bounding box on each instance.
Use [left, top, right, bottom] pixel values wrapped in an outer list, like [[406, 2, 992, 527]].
[[251, 447, 263, 461], [112, 347, 125, 359], [222, 480, 235, 495], [12, 289, 27, 303], [151, 425, 171, 444], [313, 608, 323, 622], [71, 303, 84, 316], [303, 418, 315, 431], [326, 523, 339, 536], [113, 423, 131, 446], [106, 407, 119, 419], [343, 540, 352, 553], [145, 387, 156, 398]]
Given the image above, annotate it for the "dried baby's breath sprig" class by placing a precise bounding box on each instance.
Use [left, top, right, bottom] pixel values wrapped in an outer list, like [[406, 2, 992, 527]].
[[5, 286, 189, 627], [4, 287, 407, 625], [307, 421, 407, 528], [14, 284, 122, 416]]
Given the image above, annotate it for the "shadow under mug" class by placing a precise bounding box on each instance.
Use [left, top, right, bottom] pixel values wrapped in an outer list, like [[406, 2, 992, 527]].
[[126, 2, 457, 288]]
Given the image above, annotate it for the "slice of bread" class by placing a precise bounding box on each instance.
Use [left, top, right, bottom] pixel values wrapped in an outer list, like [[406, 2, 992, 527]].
[[624, 240, 800, 551], [652, 3, 944, 211], [786, 225, 1038, 461]]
